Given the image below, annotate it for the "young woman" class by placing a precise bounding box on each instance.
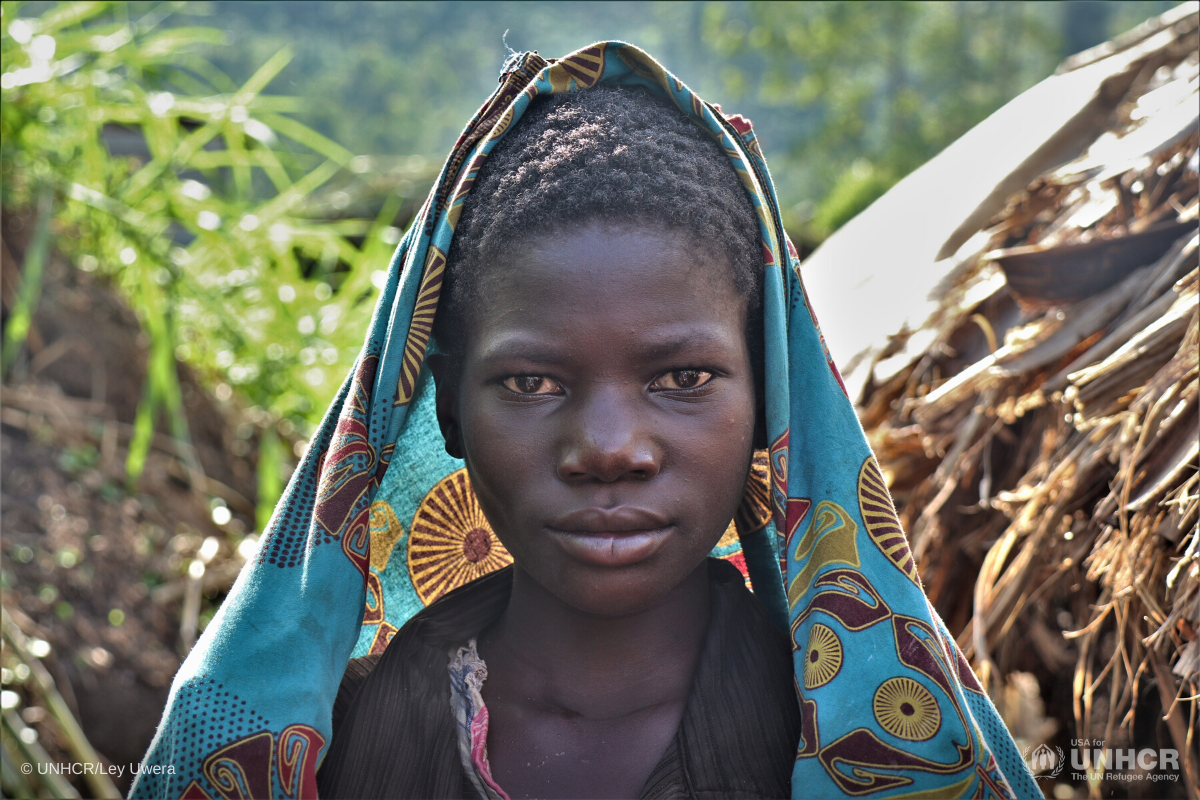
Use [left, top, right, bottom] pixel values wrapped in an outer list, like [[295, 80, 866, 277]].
[[134, 44, 1039, 800]]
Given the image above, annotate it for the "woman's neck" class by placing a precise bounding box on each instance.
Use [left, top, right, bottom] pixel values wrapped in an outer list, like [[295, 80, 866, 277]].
[[478, 559, 712, 719]]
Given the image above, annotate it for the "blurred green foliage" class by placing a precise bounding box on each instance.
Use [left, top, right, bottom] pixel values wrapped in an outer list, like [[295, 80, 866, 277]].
[[191, 0, 1175, 241], [810, 159, 899, 238], [713, 0, 1175, 235], [0, 1, 409, 503]]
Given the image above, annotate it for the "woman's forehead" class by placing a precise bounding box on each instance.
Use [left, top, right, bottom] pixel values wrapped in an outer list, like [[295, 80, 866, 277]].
[[486, 222, 740, 298], [475, 322, 744, 367], [462, 225, 748, 363]]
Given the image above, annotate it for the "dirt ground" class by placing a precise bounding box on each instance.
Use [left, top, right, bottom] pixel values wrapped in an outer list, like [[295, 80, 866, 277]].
[[1, 212, 261, 795]]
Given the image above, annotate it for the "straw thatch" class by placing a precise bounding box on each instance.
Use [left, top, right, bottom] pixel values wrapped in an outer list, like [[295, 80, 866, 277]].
[[807, 5, 1198, 797]]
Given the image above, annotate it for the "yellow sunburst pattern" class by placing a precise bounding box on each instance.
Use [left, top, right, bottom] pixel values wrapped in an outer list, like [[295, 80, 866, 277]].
[[858, 455, 920, 585], [395, 246, 445, 406], [873, 677, 942, 741], [547, 43, 606, 93], [803, 623, 843, 689], [735, 450, 773, 535], [407, 469, 512, 605]]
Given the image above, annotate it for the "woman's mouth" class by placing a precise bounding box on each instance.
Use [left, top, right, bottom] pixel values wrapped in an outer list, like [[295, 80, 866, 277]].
[[548, 507, 674, 567]]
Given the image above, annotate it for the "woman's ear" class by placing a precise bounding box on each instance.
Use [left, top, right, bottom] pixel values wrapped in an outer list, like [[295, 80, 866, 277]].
[[426, 352, 465, 460]]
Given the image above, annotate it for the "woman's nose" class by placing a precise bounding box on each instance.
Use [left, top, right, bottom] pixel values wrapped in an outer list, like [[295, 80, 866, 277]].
[[557, 388, 661, 483]]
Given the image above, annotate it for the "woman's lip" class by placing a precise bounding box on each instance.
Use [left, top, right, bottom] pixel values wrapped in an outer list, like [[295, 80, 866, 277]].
[[551, 506, 671, 533], [549, 527, 673, 567]]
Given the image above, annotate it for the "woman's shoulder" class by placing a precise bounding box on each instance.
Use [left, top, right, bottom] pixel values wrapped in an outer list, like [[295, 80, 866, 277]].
[[706, 556, 792, 656], [332, 566, 514, 726], [316, 568, 513, 799], [330, 652, 383, 731]]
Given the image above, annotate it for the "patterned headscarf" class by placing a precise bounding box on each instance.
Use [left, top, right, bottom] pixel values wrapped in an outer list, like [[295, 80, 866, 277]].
[[133, 43, 1040, 799]]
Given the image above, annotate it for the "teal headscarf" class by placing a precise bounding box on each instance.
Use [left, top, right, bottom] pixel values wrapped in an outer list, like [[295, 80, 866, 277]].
[[133, 43, 1040, 799]]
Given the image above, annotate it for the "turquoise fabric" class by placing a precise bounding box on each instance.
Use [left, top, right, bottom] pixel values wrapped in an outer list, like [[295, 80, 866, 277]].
[[133, 43, 1041, 799]]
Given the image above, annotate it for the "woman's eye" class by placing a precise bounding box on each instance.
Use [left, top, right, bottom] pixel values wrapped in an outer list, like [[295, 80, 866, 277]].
[[651, 370, 714, 391], [503, 376, 562, 395]]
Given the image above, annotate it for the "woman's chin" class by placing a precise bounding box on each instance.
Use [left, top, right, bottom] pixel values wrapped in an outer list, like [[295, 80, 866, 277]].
[[518, 552, 709, 620]]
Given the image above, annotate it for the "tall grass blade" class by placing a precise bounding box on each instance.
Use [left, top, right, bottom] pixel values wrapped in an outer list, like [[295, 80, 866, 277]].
[[2, 188, 54, 377], [125, 374, 159, 489], [2, 613, 118, 798], [256, 427, 282, 534], [235, 45, 294, 102], [39, 0, 110, 33]]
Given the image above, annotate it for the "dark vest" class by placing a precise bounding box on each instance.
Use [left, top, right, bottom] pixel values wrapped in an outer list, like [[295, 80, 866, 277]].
[[317, 559, 800, 799]]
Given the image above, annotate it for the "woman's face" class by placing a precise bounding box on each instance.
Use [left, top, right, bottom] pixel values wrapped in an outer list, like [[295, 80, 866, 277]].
[[437, 222, 757, 617]]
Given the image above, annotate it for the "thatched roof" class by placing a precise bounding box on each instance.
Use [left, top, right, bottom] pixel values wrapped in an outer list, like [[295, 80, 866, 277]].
[[804, 4, 1198, 795]]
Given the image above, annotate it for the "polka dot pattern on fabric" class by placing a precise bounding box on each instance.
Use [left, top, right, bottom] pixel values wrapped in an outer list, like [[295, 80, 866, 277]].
[[153, 675, 271, 798]]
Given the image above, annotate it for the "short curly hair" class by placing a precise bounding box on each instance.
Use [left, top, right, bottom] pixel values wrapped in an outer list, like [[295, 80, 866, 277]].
[[435, 84, 763, 361]]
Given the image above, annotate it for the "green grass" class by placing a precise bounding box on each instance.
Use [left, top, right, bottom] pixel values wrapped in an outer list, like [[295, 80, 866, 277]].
[[2, 0, 414, 523]]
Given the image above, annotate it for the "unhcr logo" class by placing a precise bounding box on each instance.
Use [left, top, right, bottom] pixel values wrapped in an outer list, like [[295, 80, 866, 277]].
[[1025, 739, 1182, 784], [1024, 744, 1065, 778]]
